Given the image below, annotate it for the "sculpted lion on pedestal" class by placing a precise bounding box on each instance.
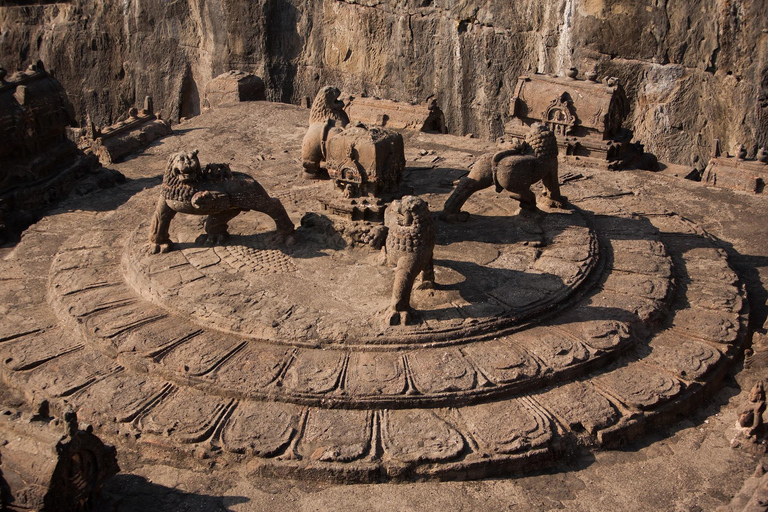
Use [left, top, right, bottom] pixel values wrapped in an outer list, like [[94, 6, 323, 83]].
[[147, 150, 295, 253], [301, 86, 349, 177], [440, 123, 567, 222], [381, 196, 435, 326]]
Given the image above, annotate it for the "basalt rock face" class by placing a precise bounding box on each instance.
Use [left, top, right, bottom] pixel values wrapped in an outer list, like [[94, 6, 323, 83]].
[[1, 0, 766, 166]]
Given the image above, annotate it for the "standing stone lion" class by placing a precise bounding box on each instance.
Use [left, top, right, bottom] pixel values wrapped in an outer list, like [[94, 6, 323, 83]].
[[301, 86, 349, 177], [440, 123, 567, 222], [147, 150, 294, 253], [381, 196, 435, 326]]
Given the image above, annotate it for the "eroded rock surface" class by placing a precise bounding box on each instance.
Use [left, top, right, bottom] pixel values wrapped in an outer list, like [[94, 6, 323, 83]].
[[1, 0, 766, 166]]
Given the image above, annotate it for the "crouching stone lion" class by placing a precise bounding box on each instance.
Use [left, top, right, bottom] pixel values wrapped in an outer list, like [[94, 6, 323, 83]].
[[147, 150, 295, 253], [301, 86, 349, 177], [381, 196, 435, 326], [440, 123, 567, 222]]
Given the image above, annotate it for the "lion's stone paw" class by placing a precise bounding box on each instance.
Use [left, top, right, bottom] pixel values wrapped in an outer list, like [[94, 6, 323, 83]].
[[196, 233, 229, 246], [541, 195, 569, 209], [383, 307, 416, 326], [283, 232, 298, 248], [416, 279, 434, 290], [146, 242, 175, 254]]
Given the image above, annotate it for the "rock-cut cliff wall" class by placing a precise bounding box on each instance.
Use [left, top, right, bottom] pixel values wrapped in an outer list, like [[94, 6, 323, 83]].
[[1, 0, 766, 166]]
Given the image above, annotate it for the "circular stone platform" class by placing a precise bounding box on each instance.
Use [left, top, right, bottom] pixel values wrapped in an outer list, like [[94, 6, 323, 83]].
[[0, 103, 748, 482], [124, 205, 598, 347]]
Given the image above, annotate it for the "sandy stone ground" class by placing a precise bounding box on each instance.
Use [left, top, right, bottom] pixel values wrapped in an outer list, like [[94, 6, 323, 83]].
[[3, 101, 768, 511]]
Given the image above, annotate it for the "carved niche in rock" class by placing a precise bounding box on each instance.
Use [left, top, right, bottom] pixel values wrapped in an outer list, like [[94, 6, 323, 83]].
[[381, 196, 435, 326], [147, 150, 295, 253], [202, 71, 266, 109], [441, 123, 567, 222]]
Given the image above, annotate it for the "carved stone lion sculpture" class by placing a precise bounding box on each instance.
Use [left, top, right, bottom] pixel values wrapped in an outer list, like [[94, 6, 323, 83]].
[[440, 123, 566, 222], [381, 196, 435, 326], [147, 150, 295, 253], [301, 86, 349, 176]]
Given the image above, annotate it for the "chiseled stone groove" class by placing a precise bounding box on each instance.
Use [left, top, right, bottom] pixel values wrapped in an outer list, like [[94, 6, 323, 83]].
[[135, 387, 235, 444], [9, 347, 124, 401], [67, 375, 175, 424], [1, 329, 85, 372]]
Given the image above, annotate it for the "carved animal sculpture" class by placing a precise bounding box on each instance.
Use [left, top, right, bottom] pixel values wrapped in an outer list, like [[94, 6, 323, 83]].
[[440, 123, 566, 222], [382, 196, 435, 326], [147, 150, 294, 253], [301, 86, 349, 176]]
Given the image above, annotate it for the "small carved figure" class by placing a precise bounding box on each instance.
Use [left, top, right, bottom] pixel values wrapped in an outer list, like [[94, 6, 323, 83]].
[[739, 380, 766, 437], [440, 123, 566, 222], [147, 150, 295, 253], [301, 86, 350, 176], [757, 147, 768, 164], [381, 196, 435, 325]]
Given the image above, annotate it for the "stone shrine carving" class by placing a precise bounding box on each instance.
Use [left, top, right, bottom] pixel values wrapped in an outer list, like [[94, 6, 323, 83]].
[[76, 96, 172, 164], [344, 95, 447, 133], [325, 124, 405, 199], [0, 60, 105, 241], [0, 408, 119, 512], [381, 196, 435, 326], [441, 123, 566, 221], [703, 140, 768, 193], [147, 150, 295, 253], [505, 71, 632, 163]]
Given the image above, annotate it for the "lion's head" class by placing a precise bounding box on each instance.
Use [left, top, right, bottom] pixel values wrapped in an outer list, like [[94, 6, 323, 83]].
[[385, 196, 435, 256], [166, 149, 201, 184], [525, 123, 559, 159], [309, 86, 350, 126], [387, 196, 429, 228]]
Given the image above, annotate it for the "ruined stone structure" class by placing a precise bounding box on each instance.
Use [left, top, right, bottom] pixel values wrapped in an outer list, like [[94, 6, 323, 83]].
[[382, 196, 435, 326], [0, 409, 119, 511], [0, 0, 765, 506], [505, 72, 631, 163], [0, 101, 750, 484], [0, 61, 101, 240], [703, 140, 768, 194], [202, 71, 266, 110], [442, 123, 564, 221], [147, 150, 295, 253], [345, 96, 447, 133], [77, 96, 172, 165]]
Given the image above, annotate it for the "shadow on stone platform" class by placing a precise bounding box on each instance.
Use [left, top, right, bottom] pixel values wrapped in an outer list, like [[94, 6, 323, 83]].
[[97, 474, 249, 512]]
